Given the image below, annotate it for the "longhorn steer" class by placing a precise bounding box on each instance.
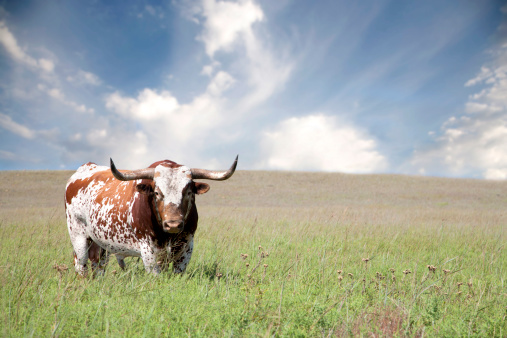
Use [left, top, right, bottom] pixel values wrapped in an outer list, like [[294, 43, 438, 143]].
[[65, 156, 238, 275]]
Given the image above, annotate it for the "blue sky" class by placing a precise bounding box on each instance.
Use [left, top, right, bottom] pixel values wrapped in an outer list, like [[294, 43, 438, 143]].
[[0, 0, 506, 179]]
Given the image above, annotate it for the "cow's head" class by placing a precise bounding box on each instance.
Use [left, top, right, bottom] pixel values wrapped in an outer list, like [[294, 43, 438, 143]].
[[110, 156, 238, 233]]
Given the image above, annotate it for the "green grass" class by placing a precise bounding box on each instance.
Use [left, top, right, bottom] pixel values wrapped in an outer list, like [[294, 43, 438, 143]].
[[0, 170, 506, 336]]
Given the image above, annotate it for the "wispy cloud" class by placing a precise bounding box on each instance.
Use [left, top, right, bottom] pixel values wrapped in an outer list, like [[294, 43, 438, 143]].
[[0, 112, 58, 142], [66, 69, 102, 86], [38, 84, 95, 114], [0, 113, 36, 139], [0, 20, 54, 73]]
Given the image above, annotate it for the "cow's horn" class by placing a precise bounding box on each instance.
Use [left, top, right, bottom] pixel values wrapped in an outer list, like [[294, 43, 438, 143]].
[[110, 158, 155, 181], [191, 155, 238, 181]]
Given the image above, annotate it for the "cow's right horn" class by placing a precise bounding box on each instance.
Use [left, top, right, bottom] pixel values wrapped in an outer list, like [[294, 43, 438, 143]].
[[110, 158, 155, 181], [191, 155, 238, 181]]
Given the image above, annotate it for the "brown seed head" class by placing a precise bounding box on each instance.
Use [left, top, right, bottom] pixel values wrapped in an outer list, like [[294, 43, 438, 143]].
[[263, 264, 268, 268], [389, 268, 395, 273], [338, 275, 343, 281], [348, 273, 353, 278], [53, 264, 69, 272], [337, 270, 343, 274]]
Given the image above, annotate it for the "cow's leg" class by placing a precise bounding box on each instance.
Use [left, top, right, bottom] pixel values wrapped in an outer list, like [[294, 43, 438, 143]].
[[115, 255, 126, 270], [71, 236, 89, 276], [67, 213, 89, 276], [171, 235, 194, 274], [140, 244, 160, 275], [89, 242, 110, 276]]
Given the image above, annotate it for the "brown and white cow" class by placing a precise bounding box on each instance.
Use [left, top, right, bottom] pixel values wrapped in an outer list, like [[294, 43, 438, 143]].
[[65, 156, 238, 276]]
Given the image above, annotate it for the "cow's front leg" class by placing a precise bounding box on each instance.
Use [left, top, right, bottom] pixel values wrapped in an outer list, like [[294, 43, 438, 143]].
[[140, 243, 161, 275], [172, 235, 194, 274]]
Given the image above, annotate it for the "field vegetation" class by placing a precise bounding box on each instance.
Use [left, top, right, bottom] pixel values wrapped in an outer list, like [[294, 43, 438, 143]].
[[0, 170, 506, 336]]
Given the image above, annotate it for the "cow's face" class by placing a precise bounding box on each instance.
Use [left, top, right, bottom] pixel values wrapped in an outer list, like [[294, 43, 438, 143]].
[[137, 165, 210, 233]]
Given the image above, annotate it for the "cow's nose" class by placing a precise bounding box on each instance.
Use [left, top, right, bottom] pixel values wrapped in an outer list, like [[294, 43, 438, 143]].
[[163, 220, 184, 232]]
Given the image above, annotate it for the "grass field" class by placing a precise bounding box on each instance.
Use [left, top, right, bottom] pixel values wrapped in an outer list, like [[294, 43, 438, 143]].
[[0, 170, 506, 336]]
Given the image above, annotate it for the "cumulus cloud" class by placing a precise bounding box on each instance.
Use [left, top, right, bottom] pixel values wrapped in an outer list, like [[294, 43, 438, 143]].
[[106, 89, 180, 121], [105, 70, 232, 125], [259, 114, 387, 173], [103, 70, 236, 166], [0, 20, 54, 73], [410, 45, 507, 179]]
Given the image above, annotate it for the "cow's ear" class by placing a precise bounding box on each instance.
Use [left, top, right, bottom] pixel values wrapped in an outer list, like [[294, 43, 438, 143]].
[[136, 184, 154, 195], [194, 182, 210, 195]]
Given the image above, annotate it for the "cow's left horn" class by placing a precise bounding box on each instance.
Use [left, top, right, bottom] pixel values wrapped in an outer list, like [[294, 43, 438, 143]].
[[191, 155, 238, 181], [110, 158, 155, 181]]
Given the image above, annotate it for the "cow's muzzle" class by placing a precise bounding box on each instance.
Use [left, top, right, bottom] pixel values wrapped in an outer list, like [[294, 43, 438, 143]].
[[163, 220, 184, 233]]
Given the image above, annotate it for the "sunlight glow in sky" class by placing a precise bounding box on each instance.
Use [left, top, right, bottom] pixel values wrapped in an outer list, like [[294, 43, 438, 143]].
[[0, 0, 506, 179]]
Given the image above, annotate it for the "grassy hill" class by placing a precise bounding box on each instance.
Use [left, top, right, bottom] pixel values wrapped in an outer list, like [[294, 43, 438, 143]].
[[0, 170, 505, 336]]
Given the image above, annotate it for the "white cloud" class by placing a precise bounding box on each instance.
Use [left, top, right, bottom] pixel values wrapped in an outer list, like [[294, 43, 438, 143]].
[[106, 88, 180, 121], [102, 1, 298, 170], [37, 84, 95, 114], [139, 5, 165, 19], [0, 113, 36, 139], [198, 0, 264, 57], [67, 69, 101, 86], [0, 20, 54, 73], [201, 60, 221, 76], [259, 114, 387, 173], [410, 45, 507, 179], [104, 70, 235, 163], [195, 0, 293, 112], [0, 149, 16, 160]]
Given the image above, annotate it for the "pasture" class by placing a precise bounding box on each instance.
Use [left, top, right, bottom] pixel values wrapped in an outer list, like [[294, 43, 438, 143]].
[[0, 169, 505, 336]]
